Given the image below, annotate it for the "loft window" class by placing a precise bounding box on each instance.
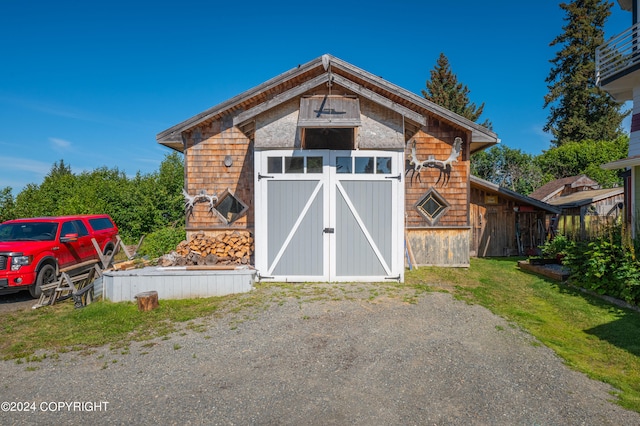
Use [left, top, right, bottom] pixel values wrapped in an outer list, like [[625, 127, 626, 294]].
[[214, 189, 249, 224], [303, 128, 354, 150], [415, 188, 450, 225]]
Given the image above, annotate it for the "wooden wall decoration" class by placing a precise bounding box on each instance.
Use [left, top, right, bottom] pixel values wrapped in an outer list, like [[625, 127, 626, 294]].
[[405, 137, 462, 186], [184, 126, 254, 233], [404, 130, 470, 229]]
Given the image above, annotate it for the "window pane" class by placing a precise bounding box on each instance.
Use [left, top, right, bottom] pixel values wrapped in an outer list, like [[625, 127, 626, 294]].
[[416, 189, 449, 225], [307, 156, 323, 173], [89, 217, 114, 231], [285, 157, 304, 173], [376, 157, 392, 174], [61, 221, 76, 236], [215, 193, 247, 224], [336, 157, 352, 173], [212, 189, 249, 224], [267, 157, 282, 174], [355, 157, 374, 174], [74, 220, 89, 236]]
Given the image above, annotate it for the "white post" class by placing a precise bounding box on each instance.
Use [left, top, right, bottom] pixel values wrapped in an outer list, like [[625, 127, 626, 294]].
[[629, 87, 640, 157]]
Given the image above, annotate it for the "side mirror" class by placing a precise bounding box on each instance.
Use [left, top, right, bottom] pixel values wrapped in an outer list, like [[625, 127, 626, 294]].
[[60, 233, 78, 243]]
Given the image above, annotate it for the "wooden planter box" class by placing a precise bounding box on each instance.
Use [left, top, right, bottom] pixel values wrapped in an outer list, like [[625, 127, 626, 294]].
[[518, 260, 569, 281], [529, 258, 560, 266]]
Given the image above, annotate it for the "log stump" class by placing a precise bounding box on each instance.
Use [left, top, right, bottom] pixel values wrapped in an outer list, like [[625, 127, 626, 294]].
[[135, 291, 159, 312]]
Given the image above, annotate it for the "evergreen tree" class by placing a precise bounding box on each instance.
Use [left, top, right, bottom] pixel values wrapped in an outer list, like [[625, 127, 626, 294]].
[[543, 0, 628, 146], [423, 52, 492, 129]]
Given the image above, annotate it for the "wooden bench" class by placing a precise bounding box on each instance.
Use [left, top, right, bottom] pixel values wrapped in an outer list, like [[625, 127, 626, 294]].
[[33, 259, 103, 309], [32, 234, 143, 309]]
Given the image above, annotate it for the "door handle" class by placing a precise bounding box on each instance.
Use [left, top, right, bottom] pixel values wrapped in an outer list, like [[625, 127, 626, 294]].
[[323, 228, 334, 234]]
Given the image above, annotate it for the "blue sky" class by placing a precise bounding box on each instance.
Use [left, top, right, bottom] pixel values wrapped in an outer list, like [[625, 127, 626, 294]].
[[0, 1, 633, 193]]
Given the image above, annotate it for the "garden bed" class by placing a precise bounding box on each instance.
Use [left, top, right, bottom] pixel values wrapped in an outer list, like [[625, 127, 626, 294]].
[[517, 260, 570, 281]]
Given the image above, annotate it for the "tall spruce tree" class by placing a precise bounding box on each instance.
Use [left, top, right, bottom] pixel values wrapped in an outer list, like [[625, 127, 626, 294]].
[[543, 0, 628, 146], [423, 52, 492, 129]]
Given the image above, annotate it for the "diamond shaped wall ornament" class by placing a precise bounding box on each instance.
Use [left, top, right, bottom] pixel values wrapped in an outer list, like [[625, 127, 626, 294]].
[[214, 189, 249, 224], [415, 188, 450, 225]]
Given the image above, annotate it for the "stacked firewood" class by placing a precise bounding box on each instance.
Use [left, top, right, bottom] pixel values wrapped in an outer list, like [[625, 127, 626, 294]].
[[159, 230, 254, 267]]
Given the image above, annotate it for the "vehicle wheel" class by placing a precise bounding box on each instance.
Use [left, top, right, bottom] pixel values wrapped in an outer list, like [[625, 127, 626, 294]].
[[29, 264, 56, 299], [103, 245, 115, 268]]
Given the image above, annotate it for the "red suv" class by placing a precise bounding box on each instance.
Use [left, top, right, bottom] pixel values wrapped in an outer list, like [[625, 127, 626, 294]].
[[0, 215, 119, 298]]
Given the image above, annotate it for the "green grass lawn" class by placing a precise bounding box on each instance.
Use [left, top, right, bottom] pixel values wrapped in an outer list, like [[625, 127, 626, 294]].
[[2, 257, 640, 412]]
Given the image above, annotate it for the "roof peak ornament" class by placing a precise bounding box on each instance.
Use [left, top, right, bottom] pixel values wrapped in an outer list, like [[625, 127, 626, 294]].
[[322, 54, 330, 71]]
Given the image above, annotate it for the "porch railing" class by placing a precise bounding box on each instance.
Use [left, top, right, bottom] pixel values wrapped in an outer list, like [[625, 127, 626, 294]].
[[596, 22, 640, 85]]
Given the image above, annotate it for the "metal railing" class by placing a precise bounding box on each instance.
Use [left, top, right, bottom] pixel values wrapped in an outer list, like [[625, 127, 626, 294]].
[[596, 21, 640, 85]]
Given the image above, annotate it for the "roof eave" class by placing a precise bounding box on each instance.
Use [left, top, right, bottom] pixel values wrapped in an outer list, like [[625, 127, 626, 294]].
[[470, 175, 561, 214], [548, 188, 625, 208], [329, 57, 499, 147], [601, 155, 640, 170], [156, 56, 325, 146], [618, 0, 632, 12], [157, 54, 499, 149]]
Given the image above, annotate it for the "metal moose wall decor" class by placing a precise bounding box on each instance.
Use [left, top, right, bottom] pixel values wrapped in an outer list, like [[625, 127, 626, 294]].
[[405, 137, 462, 186]]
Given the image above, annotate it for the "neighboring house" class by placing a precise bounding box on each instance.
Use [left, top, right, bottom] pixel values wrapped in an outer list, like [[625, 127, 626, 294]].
[[529, 176, 624, 238], [469, 176, 560, 257], [596, 0, 640, 236], [529, 175, 600, 203], [157, 54, 498, 282]]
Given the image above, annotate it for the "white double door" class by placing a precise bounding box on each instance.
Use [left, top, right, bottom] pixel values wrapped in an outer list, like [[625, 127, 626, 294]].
[[255, 150, 404, 282]]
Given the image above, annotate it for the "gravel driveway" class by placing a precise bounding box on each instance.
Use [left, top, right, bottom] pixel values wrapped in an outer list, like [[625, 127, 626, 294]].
[[0, 291, 34, 314], [1, 284, 638, 425]]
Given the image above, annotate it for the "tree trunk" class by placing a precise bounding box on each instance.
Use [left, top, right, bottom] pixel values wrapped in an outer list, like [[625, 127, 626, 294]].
[[135, 291, 159, 311]]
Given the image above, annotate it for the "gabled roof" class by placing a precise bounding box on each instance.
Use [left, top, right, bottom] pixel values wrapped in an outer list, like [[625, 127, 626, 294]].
[[528, 175, 599, 202], [470, 175, 561, 214], [545, 187, 624, 209], [157, 54, 499, 153]]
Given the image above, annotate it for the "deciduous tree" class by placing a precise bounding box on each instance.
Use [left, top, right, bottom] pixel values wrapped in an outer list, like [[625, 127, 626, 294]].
[[535, 136, 628, 187], [0, 187, 15, 222], [471, 145, 545, 195]]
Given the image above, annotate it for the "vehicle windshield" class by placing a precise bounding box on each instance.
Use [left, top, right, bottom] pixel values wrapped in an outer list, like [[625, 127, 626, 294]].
[[0, 222, 59, 242]]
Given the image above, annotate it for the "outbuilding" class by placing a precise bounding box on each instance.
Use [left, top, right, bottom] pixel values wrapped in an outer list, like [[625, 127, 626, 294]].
[[529, 175, 625, 238], [469, 175, 561, 257], [157, 54, 498, 282]]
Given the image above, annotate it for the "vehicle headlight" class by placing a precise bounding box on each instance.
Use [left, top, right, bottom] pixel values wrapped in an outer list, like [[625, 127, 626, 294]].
[[11, 255, 32, 271]]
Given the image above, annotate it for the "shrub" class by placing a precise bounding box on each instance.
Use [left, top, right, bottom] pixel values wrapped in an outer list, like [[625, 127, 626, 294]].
[[539, 234, 571, 259], [137, 226, 186, 258], [562, 224, 640, 305]]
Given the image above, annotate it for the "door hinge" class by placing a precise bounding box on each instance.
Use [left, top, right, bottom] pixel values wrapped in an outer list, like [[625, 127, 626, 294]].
[[258, 173, 274, 181], [385, 274, 401, 281], [385, 174, 402, 181], [257, 272, 274, 281]]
